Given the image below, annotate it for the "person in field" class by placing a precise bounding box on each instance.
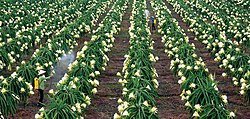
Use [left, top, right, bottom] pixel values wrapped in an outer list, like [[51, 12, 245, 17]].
[[34, 70, 50, 107], [151, 16, 156, 30]]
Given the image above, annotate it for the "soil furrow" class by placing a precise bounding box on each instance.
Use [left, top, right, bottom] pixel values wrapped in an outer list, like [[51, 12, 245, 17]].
[[85, 2, 132, 119], [147, 0, 189, 118]]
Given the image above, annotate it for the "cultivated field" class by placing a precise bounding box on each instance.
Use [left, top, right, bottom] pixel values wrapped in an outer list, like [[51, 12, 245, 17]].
[[0, 0, 249, 118]]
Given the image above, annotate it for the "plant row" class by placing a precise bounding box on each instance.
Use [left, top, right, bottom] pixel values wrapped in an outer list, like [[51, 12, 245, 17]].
[[0, 0, 91, 71], [152, 0, 235, 118], [114, 0, 160, 118], [167, 0, 250, 101], [185, 0, 250, 47], [35, 0, 128, 118], [0, 0, 112, 118]]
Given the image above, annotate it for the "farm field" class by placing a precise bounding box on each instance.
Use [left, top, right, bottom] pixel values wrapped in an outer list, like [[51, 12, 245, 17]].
[[0, 0, 249, 119]]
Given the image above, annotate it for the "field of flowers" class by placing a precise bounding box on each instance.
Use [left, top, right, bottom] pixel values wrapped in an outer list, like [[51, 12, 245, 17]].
[[0, 0, 249, 118]]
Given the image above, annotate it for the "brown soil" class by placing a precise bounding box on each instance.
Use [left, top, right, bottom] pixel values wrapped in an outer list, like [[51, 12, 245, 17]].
[[147, 0, 189, 118], [152, 32, 189, 119], [85, 1, 131, 119]]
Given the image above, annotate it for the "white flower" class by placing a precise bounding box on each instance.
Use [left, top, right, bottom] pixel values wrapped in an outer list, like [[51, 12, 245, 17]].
[[240, 78, 246, 83], [178, 76, 186, 84], [72, 84, 77, 89], [232, 77, 237, 81], [35, 114, 40, 119], [118, 104, 124, 112], [90, 60, 96, 65], [181, 76, 186, 81], [118, 98, 123, 104], [186, 90, 191, 95], [222, 73, 227, 77], [152, 79, 159, 88], [20, 88, 25, 93], [123, 88, 128, 92], [189, 83, 196, 88], [82, 46, 88, 51], [187, 66, 192, 70], [71, 106, 76, 111], [18, 77, 23, 82], [95, 71, 100, 76], [131, 64, 135, 68], [29, 91, 34, 95], [114, 113, 121, 119], [39, 107, 45, 112], [192, 54, 197, 58], [89, 72, 95, 77], [75, 103, 81, 112], [221, 95, 228, 104], [238, 67, 243, 72], [194, 104, 201, 111], [185, 101, 191, 107], [150, 107, 158, 114], [91, 88, 97, 94], [218, 42, 224, 47], [2, 79, 8, 85], [193, 111, 200, 117], [135, 70, 140, 76], [229, 112, 235, 117], [129, 92, 135, 99], [194, 65, 199, 70], [146, 85, 151, 90], [74, 34, 80, 38], [93, 79, 99, 87], [49, 89, 54, 94], [240, 90, 245, 95], [155, 56, 159, 61], [143, 101, 149, 107], [81, 103, 87, 108], [73, 77, 79, 82], [116, 72, 121, 77], [122, 110, 129, 116], [38, 70, 46, 75], [233, 81, 239, 86]]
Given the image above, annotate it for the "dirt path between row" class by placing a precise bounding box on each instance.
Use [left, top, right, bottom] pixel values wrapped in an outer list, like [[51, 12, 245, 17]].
[[85, 1, 131, 119], [147, 0, 189, 118]]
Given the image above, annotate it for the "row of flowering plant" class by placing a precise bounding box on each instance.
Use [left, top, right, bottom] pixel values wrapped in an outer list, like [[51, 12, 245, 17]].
[[184, 0, 250, 48], [114, 0, 160, 118], [167, 0, 250, 101], [0, 0, 104, 118], [151, 0, 235, 118], [0, 0, 90, 71], [35, 0, 128, 118]]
